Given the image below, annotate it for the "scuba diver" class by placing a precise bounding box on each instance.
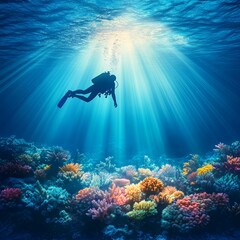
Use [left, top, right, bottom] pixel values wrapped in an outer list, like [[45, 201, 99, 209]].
[[58, 72, 118, 108]]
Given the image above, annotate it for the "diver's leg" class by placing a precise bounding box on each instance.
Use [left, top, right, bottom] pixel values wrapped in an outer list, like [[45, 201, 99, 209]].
[[72, 85, 95, 95], [74, 91, 98, 102]]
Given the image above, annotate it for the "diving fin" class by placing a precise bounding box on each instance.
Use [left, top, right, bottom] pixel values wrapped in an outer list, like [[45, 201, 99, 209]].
[[57, 91, 71, 108]]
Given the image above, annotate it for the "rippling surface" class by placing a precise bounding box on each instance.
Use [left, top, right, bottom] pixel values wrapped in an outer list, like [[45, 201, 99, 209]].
[[1, 0, 240, 60]]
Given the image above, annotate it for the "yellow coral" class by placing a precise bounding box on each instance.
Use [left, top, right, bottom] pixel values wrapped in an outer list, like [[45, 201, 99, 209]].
[[125, 184, 142, 202], [197, 164, 213, 175], [139, 177, 164, 195], [60, 163, 82, 173], [127, 200, 157, 220]]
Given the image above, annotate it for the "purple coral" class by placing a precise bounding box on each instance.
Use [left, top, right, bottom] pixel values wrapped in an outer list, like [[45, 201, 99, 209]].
[[86, 198, 113, 220], [0, 163, 32, 179], [0, 188, 22, 201]]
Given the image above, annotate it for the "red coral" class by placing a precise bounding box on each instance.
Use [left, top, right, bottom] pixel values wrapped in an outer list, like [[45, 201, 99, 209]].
[[0, 188, 22, 201]]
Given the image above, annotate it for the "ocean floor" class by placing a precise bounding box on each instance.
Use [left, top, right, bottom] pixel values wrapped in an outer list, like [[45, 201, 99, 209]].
[[0, 136, 239, 240]]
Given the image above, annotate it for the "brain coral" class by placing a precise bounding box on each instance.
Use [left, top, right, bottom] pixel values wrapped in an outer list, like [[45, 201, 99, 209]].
[[139, 177, 164, 195]]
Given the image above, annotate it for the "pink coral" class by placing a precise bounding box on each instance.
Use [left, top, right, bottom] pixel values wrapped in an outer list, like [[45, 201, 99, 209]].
[[109, 183, 127, 206], [0, 188, 22, 201]]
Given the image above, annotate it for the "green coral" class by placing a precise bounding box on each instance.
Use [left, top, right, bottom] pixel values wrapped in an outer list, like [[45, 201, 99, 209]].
[[127, 200, 157, 220]]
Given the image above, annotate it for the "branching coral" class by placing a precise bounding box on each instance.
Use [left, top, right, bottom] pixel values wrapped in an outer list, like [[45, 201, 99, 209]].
[[196, 172, 215, 192], [125, 184, 142, 203], [197, 164, 213, 175], [214, 173, 240, 194], [109, 183, 127, 206], [86, 198, 113, 220], [139, 177, 164, 195], [96, 156, 116, 172], [127, 200, 157, 220]]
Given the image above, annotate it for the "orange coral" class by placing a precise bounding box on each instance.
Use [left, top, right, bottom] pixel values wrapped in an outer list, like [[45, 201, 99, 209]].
[[60, 163, 81, 173], [125, 184, 142, 203], [150, 186, 184, 205], [139, 177, 164, 195]]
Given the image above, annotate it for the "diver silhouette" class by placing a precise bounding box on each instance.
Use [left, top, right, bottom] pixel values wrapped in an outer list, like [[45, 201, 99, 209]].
[[57, 72, 118, 108]]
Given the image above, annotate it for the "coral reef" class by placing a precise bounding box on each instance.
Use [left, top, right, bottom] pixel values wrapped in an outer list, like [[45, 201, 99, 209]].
[[0, 136, 240, 239]]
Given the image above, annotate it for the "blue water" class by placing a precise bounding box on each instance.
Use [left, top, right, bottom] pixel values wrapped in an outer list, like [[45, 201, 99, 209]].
[[0, 0, 240, 159]]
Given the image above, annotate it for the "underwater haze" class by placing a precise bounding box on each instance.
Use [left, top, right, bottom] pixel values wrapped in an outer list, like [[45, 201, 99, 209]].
[[1, 0, 240, 158]]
